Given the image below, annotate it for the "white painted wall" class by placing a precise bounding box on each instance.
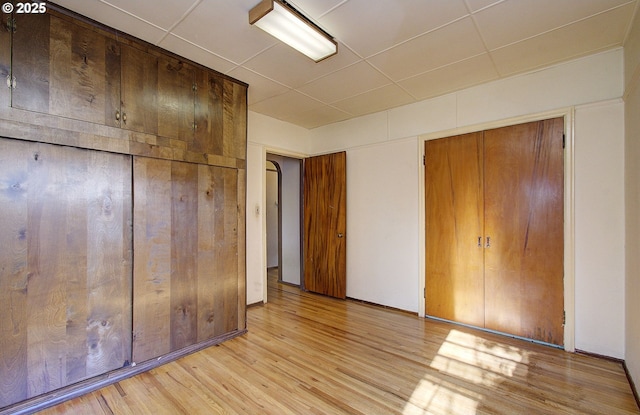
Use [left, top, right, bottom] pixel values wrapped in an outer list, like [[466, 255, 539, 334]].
[[246, 48, 628, 358], [574, 100, 625, 358], [246, 142, 266, 305], [624, 4, 640, 394], [246, 113, 309, 304], [346, 138, 420, 311]]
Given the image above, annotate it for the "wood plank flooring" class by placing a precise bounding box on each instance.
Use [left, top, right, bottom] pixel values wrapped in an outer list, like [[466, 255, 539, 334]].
[[37, 269, 639, 414]]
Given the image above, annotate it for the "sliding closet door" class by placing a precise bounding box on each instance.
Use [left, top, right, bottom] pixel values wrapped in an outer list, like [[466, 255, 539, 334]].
[[425, 132, 485, 327], [0, 139, 132, 406], [483, 118, 564, 345]]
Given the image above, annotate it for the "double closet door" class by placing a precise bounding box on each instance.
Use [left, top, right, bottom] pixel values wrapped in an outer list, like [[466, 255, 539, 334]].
[[425, 117, 564, 345]]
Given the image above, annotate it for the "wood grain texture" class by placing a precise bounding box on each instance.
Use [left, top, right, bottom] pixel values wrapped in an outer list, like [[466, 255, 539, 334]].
[[132, 159, 240, 363], [483, 118, 565, 345], [120, 45, 158, 135], [303, 152, 347, 299], [132, 157, 172, 363], [0, 13, 11, 108], [194, 71, 223, 155], [170, 161, 199, 351], [11, 14, 120, 127], [157, 57, 195, 143], [0, 138, 132, 408], [222, 80, 247, 161], [36, 273, 640, 415], [11, 12, 50, 114], [425, 133, 485, 327], [0, 137, 29, 406]]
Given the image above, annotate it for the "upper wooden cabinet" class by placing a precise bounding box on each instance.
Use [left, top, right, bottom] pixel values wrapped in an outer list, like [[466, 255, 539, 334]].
[[12, 12, 121, 127], [8, 10, 247, 163]]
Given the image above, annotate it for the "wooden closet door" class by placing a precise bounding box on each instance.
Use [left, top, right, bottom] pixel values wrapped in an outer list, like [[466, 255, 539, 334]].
[[303, 152, 347, 299], [425, 133, 485, 326], [0, 139, 132, 407], [132, 158, 239, 363], [483, 118, 564, 345]]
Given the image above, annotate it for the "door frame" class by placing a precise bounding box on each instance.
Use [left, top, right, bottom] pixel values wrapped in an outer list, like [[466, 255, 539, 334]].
[[418, 107, 576, 352], [262, 147, 306, 304]]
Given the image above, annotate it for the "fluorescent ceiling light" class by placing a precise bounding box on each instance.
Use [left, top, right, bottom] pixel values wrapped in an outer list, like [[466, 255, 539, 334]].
[[249, 0, 337, 62]]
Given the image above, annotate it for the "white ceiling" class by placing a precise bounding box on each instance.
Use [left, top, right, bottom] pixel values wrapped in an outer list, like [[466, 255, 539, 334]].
[[52, 0, 638, 129]]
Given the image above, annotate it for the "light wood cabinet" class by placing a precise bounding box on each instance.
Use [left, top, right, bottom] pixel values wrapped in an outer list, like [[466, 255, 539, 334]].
[[425, 117, 564, 345]]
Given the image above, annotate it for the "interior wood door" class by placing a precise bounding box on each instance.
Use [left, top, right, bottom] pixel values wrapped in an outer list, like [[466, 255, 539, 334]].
[[0, 138, 132, 407], [303, 152, 347, 299], [483, 118, 565, 345], [425, 132, 485, 327]]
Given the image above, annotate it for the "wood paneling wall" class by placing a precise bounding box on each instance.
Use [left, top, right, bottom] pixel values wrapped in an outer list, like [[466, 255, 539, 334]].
[[0, 139, 132, 407]]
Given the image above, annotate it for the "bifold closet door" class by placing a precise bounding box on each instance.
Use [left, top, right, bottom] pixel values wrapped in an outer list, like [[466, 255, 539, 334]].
[[483, 118, 564, 345], [425, 132, 485, 327]]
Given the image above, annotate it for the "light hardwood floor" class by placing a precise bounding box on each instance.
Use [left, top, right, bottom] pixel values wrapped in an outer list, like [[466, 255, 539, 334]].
[[37, 269, 639, 414]]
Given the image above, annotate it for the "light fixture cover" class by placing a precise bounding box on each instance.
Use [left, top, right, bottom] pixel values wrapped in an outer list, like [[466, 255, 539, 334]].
[[249, 0, 337, 62]]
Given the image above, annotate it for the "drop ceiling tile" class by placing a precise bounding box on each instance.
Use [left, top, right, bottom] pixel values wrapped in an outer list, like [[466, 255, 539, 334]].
[[249, 90, 326, 120], [227, 67, 290, 105], [242, 42, 360, 89], [368, 17, 486, 81], [490, 3, 633, 76], [297, 61, 392, 103], [474, 0, 633, 50], [399, 53, 499, 100], [319, 0, 470, 58], [159, 34, 237, 74], [465, 0, 504, 12], [286, 0, 346, 19], [51, 0, 166, 43], [332, 84, 415, 116], [288, 105, 353, 129], [171, 0, 276, 64], [103, 0, 200, 30]]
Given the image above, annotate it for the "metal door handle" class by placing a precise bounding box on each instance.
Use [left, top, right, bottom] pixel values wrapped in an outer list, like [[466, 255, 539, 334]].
[[478, 236, 482, 247], [486, 236, 491, 248]]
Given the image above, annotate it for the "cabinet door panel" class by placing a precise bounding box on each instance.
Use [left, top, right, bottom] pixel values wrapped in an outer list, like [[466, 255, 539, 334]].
[[12, 14, 121, 126], [0, 138, 132, 407], [194, 71, 223, 155], [11, 13, 50, 114], [425, 133, 485, 326], [158, 57, 195, 143], [483, 118, 564, 345], [121, 45, 158, 134], [133, 158, 239, 363]]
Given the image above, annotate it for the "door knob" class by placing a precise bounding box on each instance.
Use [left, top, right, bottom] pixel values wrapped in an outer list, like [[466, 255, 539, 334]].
[[338, 233, 343, 238]]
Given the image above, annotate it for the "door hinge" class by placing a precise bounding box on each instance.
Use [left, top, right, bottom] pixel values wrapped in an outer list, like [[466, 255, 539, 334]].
[[5, 17, 16, 33], [562, 133, 565, 149], [562, 310, 566, 326], [423, 155, 425, 166], [423, 287, 426, 298]]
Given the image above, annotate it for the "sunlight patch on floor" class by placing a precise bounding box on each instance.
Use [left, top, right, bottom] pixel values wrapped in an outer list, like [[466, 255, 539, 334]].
[[403, 329, 530, 415]]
